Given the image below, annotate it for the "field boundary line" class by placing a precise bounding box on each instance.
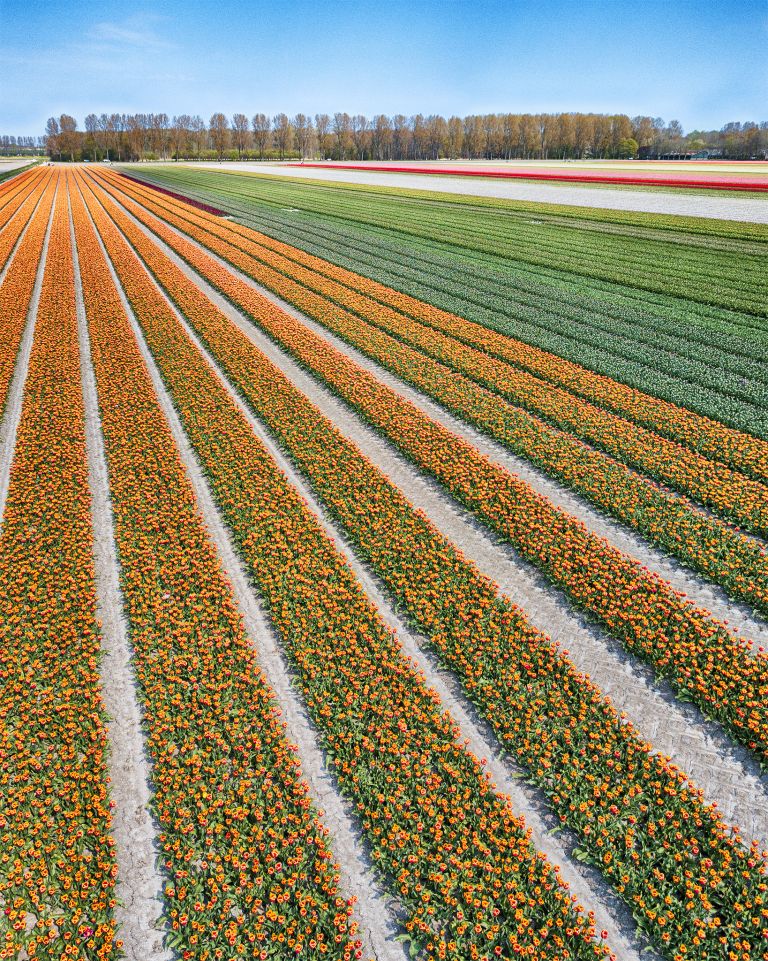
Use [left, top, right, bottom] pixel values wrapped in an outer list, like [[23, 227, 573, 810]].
[[69, 187, 172, 961], [104, 183, 768, 854], [78, 182, 408, 961]]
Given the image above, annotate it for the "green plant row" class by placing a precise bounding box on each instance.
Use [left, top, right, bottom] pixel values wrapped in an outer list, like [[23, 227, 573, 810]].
[[126, 166, 768, 437], [108, 178, 768, 538], [229, 201, 768, 380], [130, 165, 768, 316], [99, 171, 768, 623]]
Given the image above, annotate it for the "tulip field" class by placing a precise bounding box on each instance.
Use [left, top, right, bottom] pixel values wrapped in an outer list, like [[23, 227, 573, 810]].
[[0, 164, 767, 961], [284, 162, 768, 192]]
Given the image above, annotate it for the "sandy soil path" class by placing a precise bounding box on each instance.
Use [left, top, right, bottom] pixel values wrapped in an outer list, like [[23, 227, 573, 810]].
[[100, 188, 768, 851], [80, 184, 409, 961], [0, 159, 36, 175], [71, 193, 172, 961]]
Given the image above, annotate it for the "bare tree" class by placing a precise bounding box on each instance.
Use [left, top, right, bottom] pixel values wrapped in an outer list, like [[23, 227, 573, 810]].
[[537, 114, 555, 159], [125, 115, 143, 160], [574, 114, 594, 158], [332, 112, 352, 159], [59, 114, 78, 161], [426, 115, 448, 160], [372, 114, 392, 160], [156, 113, 171, 159], [188, 116, 205, 158], [446, 116, 463, 158], [556, 113, 575, 158], [273, 114, 294, 159], [171, 115, 191, 159], [392, 114, 409, 159], [501, 114, 519, 158], [44, 117, 61, 160], [483, 114, 502, 158], [350, 115, 370, 159], [110, 114, 125, 160], [231, 113, 250, 158], [209, 112, 229, 160], [84, 113, 99, 161], [95, 114, 110, 159], [292, 113, 313, 158], [462, 115, 484, 158], [314, 114, 331, 158], [251, 113, 271, 159]]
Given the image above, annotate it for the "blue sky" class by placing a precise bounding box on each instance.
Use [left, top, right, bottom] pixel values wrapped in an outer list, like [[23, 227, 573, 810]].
[[1, 0, 765, 135]]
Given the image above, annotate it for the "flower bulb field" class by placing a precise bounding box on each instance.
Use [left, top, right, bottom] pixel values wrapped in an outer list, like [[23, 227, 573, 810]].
[[1, 163, 768, 961]]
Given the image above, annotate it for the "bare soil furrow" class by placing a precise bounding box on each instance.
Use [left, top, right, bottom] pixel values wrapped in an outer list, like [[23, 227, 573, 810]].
[[82, 195, 407, 961], [107, 194, 768, 852], [70, 198, 172, 961], [101, 184, 768, 651], [123, 216, 653, 961]]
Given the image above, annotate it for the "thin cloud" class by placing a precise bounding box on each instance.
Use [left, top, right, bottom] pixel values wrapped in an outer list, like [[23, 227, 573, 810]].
[[88, 15, 174, 51]]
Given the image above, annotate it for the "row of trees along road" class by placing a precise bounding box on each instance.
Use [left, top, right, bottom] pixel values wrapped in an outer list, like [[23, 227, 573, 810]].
[[40, 111, 768, 163], [0, 135, 46, 157]]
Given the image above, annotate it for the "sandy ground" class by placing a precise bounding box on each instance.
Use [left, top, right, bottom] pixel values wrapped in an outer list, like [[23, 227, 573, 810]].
[[72, 197, 171, 961], [100, 232, 410, 961], [108, 187, 768, 850], [103, 189, 651, 958], [185, 161, 768, 223]]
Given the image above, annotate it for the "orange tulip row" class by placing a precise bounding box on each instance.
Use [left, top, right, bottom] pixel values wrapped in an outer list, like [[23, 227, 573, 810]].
[[98, 174, 767, 534], [81, 168, 768, 763], [96, 167, 768, 485], [0, 166, 47, 238], [0, 172, 57, 424], [0, 182, 42, 272], [67, 171, 362, 961], [0, 181, 118, 958], [90, 169, 768, 618], [75, 168, 611, 961], [78, 168, 768, 961], [0, 164, 44, 213]]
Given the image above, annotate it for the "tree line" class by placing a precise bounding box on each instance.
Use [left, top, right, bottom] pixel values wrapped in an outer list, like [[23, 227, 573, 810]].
[[39, 111, 768, 163], [0, 135, 46, 157]]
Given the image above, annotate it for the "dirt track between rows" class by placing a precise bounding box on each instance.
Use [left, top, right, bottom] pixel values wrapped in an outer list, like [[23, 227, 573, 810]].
[[101, 182, 768, 853]]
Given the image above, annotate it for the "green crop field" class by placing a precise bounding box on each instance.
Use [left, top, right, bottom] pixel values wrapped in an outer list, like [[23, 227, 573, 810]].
[[126, 165, 768, 437]]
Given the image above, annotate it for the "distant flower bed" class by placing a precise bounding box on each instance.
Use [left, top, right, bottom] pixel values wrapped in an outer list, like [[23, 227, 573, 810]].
[[294, 162, 768, 191]]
